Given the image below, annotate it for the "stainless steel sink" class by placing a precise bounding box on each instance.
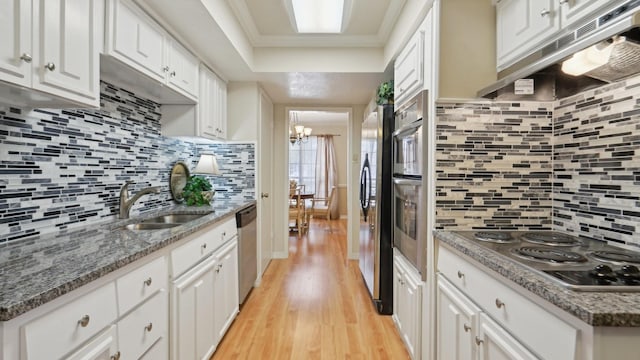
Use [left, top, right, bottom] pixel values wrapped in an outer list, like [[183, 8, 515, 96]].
[[120, 223, 180, 231], [141, 213, 207, 224]]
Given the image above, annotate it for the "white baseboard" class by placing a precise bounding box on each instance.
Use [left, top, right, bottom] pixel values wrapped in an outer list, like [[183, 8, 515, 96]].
[[272, 251, 288, 259]]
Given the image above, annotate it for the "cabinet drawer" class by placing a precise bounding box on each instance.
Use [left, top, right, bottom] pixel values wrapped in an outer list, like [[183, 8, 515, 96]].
[[22, 282, 118, 360], [140, 337, 168, 360], [117, 256, 168, 315], [171, 217, 237, 277], [438, 245, 577, 360], [117, 290, 168, 360]]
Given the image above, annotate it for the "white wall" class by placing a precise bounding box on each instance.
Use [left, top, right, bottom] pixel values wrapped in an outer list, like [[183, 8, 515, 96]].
[[227, 82, 259, 141]]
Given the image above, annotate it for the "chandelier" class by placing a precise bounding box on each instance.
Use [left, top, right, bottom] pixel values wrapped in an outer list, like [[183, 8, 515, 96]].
[[289, 111, 312, 145]]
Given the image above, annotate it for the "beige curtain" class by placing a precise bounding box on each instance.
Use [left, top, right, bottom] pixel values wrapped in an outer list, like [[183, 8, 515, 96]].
[[315, 135, 339, 219]]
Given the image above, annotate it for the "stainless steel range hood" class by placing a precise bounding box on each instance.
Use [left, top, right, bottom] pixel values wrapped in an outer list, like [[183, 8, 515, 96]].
[[478, 1, 640, 100]]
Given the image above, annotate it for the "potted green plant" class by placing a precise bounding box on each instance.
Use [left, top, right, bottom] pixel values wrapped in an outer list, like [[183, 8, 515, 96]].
[[376, 80, 394, 105], [182, 175, 214, 206]]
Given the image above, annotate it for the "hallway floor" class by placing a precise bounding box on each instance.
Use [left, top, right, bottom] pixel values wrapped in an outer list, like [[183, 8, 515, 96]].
[[211, 218, 410, 359]]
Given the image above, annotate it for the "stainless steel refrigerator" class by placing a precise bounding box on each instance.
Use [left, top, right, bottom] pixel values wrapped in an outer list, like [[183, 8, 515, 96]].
[[359, 104, 394, 315]]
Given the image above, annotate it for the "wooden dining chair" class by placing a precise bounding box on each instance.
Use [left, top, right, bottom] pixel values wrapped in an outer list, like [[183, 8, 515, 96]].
[[288, 188, 304, 235], [311, 186, 337, 221]]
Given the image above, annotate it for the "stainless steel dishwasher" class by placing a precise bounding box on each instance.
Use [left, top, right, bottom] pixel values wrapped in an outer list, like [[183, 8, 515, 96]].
[[236, 204, 257, 304]]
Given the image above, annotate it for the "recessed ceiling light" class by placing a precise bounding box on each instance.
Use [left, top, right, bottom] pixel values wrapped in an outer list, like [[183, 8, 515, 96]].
[[291, 0, 345, 33]]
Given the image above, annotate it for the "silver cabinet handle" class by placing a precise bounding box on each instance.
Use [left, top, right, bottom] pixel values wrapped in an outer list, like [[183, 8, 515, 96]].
[[261, 192, 269, 198], [495, 298, 505, 309], [457, 270, 464, 279], [145, 322, 153, 332], [463, 324, 471, 332], [170, 71, 176, 77], [540, 9, 551, 17], [202, 243, 207, 249], [475, 336, 483, 346], [215, 264, 221, 273], [110, 351, 121, 360], [162, 66, 169, 72], [20, 53, 32, 63], [78, 315, 90, 327], [45, 62, 55, 71], [144, 277, 152, 286], [559, 0, 569, 4]]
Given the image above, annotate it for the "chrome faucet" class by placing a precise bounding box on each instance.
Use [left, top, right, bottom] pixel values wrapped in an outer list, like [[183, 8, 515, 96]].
[[119, 180, 161, 219]]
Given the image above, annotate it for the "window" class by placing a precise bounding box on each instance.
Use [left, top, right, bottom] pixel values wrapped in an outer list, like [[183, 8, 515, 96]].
[[289, 137, 317, 192]]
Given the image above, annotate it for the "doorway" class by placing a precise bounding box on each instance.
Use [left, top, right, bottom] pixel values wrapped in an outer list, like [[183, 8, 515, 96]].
[[284, 108, 352, 254]]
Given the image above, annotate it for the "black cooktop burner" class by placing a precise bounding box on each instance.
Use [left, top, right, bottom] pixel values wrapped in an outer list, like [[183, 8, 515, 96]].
[[511, 247, 588, 264], [473, 232, 516, 243], [520, 232, 581, 247], [589, 250, 640, 264]]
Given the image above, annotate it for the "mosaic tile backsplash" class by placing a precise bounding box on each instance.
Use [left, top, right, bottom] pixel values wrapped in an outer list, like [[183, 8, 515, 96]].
[[553, 77, 640, 248], [0, 81, 255, 243], [436, 74, 640, 248], [436, 101, 554, 230]]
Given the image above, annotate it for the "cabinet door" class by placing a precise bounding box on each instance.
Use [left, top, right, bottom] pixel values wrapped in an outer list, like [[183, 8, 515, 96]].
[[0, 0, 31, 87], [215, 77, 228, 139], [167, 40, 199, 100], [560, 0, 623, 27], [496, 0, 560, 69], [198, 66, 219, 139], [172, 257, 217, 360], [66, 325, 119, 360], [392, 259, 406, 335], [436, 275, 480, 360], [33, 0, 100, 105], [394, 28, 423, 104], [213, 240, 239, 342], [402, 265, 422, 359], [110, 0, 166, 82], [477, 313, 538, 360]]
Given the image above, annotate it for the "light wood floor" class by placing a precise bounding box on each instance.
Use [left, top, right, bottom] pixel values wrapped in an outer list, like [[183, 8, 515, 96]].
[[211, 218, 410, 359]]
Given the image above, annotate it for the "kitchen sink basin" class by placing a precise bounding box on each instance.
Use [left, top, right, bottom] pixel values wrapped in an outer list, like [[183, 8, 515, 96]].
[[119, 223, 180, 231], [141, 213, 207, 224]]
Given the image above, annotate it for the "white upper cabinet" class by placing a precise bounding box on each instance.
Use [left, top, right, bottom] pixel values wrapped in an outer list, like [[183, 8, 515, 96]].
[[162, 64, 227, 140], [167, 39, 199, 99], [496, 0, 626, 71], [496, 0, 560, 70], [0, 0, 31, 88], [108, 0, 166, 82], [0, 0, 100, 108], [394, 27, 424, 105], [560, 0, 625, 27], [105, 0, 199, 102]]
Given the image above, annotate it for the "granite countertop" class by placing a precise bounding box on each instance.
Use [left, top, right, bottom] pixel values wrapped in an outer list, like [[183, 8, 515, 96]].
[[435, 231, 640, 327], [0, 199, 255, 321]]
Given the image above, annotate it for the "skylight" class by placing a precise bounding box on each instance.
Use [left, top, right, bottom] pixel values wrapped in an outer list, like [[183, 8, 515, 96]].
[[292, 0, 345, 33]]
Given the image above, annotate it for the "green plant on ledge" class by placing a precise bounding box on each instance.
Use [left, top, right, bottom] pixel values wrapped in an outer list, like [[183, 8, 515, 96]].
[[376, 80, 394, 105], [182, 175, 213, 206]]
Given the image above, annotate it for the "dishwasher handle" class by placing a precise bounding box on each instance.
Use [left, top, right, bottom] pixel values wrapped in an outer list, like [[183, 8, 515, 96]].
[[236, 204, 257, 227]]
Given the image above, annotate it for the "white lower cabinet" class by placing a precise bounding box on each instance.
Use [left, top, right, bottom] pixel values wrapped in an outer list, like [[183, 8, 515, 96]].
[[7, 217, 240, 360], [172, 255, 217, 360], [393, 250, 423, 359], [171, 233, 239, 360], [436, 274, 479, 360], [437, 244, 578, 360], [117, 290, 168, 360], [213, 240, 239, 341], [477, 312, 537, 360], [65, 325, 119, 360]]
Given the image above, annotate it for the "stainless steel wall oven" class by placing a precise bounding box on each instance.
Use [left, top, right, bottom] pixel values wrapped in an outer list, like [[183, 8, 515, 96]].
[[392, 90, 428, 280]]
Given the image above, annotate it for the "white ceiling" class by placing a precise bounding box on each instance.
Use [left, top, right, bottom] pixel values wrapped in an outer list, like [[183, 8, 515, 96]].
[[137, 0, 415, 106]]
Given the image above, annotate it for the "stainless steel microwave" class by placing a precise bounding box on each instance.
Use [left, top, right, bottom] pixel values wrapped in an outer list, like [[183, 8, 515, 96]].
[[392, 120, 423, 177]]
